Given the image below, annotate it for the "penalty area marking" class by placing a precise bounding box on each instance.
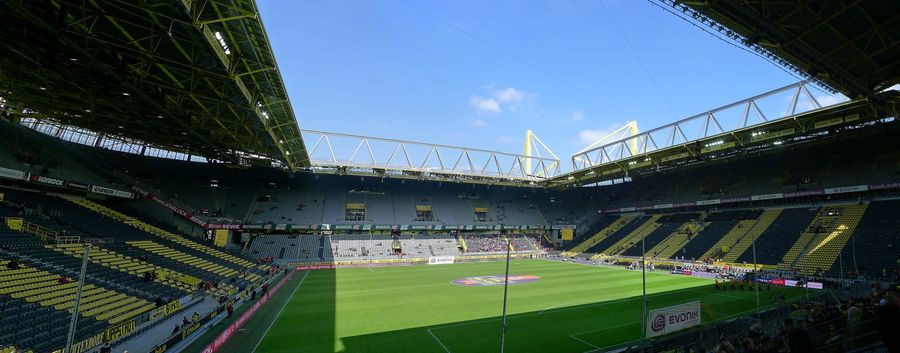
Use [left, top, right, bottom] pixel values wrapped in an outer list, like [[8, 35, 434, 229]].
[[427, 328, 453, 353], [568, 322, 635, 351], [569, 335, 600, 350], [426, 286, 716, 352], [250, 271, 310, 353]]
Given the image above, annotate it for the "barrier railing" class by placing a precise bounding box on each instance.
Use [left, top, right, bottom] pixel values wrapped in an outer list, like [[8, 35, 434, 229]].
[[4, 217, 81, 244]]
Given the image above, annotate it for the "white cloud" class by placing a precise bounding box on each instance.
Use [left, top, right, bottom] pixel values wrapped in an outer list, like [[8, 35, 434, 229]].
[[577, 122, 628, 147], [469, 96, 501, 113], [815, 94, 849, 107], [556, 110, 584, 125], [496, 135, 515, 143], [468, 86, 534, 114], [569, 110, 584, 122], [495, 87, 524, 103], [473, 119, 488, 128]]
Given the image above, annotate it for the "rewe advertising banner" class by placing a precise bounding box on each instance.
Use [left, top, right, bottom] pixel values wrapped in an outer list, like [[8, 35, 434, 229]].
[[646, 301, 701, 337]]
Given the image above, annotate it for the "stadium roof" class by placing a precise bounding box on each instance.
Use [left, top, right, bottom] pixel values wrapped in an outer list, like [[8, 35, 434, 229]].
[[546, 88, 900, 188], [659, 0, 900, 98], [0, 0, 308, 169]]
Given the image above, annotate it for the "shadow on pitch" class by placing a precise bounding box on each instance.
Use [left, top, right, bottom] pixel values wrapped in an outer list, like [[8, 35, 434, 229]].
[[332, 283, 800, 353]]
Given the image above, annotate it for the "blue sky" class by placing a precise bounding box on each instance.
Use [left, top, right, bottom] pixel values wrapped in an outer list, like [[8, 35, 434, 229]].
[[258, 0, 847, 163]]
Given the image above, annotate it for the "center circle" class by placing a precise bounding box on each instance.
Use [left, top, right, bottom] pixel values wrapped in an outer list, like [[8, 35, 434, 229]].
[[452, 275, 540, 286]]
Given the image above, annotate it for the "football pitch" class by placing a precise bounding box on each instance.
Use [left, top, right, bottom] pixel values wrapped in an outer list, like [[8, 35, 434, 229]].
[[214, 260, 806, 353]]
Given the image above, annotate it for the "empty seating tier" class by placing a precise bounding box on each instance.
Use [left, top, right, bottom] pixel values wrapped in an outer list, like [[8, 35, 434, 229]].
[[600, 215, 662, 256], [561, 215, 635, 257], [794, 204, 867, 275]]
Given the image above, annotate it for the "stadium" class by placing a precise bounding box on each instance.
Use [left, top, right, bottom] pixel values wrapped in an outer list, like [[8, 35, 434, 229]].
[[0, 1, 899, 353]]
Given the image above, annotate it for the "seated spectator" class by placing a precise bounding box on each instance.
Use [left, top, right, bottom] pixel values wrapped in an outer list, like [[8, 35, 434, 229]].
[[6, 259, 19, 270], [878, 284, 900, 353]]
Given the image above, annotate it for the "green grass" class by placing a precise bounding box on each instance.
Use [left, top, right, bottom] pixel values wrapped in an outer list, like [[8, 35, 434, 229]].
[[216, 260, 806, 353]]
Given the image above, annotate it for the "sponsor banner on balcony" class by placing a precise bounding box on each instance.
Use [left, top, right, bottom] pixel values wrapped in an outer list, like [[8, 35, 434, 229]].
[[207, 223, 242, 230], [68, 181, 89, 190], [550, 225, 576, 230], [751, 193, 784, 201], [722, 196, 751, 203], [0, 166, 27, 180], [241, 224, 271, 230], [30, 174, 66, 186], [869, 182, 900, 190], [646, 301, 701, 338], [824, 185, 868, 195], [654, 203, 673, 209], [783, 190, 823, 198], [130, 186, 207, 227], [90, 185, 133, 198], [695, 199, 721, 206], [90, 185, 116, 196]]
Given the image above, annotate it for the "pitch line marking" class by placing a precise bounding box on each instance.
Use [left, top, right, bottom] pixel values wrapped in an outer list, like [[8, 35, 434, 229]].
[[570, 322, 635, 338], [430, 285, 720, 333], [426, 328, 453, 353], [251, 271, 310, 353], [539, 298, 620, 314], [538, 284, 713, 315], [569, 334, 600, 349], [569, 321, 636, 351], [579, 296, 800, 353]]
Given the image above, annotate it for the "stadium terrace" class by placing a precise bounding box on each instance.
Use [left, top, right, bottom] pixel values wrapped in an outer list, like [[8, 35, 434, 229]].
[[0, 1, 899, 353]]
